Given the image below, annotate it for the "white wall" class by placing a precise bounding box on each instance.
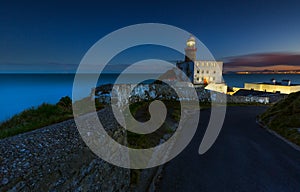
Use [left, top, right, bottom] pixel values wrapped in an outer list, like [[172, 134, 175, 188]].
[[193, 61, 223, 84]]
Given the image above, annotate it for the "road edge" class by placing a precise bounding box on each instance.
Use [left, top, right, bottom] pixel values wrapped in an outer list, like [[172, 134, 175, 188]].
[[256, 118, 300, 152]]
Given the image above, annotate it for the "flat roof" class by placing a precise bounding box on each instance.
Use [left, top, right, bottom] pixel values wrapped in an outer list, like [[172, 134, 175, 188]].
[[246, 82, 300, 86]]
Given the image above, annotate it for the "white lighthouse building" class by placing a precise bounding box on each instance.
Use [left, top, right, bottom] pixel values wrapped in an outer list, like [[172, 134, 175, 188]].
[[177, 36, 223, 84], [176, 36, 227, 93]]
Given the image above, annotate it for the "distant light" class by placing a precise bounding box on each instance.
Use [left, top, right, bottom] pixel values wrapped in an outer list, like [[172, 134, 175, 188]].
[[187, 40, 195, 47]]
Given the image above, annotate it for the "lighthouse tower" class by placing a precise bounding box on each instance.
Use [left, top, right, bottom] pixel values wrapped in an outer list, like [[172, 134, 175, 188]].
[[184, 36, 197, 62]]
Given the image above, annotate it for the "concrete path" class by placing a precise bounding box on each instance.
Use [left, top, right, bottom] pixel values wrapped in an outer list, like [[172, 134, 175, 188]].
[[157, 106, 300, 192]]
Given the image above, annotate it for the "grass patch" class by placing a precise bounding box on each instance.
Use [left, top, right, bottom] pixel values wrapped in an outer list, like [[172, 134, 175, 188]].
[[0, 96, 104, 139], [73, 97, 104, 116], [126, 100, 182, 187], [259, 91, 300, 146], [126, 100, 181, 149], [125, 100, 210, 149], [130, 169, 141, 186], [0, 101, 72, 139]]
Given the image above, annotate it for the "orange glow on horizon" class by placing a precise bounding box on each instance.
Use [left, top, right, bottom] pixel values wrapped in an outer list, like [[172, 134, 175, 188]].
[[224, 65, 300, 72]]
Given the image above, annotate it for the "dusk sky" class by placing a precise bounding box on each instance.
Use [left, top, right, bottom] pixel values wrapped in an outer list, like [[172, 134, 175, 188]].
[[1, 0, 300, 72]]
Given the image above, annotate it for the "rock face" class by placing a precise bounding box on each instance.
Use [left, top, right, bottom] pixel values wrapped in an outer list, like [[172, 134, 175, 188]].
[[0, 108, 130, 192], [96, 83, 273, 106], [96, 83, 210, 108]]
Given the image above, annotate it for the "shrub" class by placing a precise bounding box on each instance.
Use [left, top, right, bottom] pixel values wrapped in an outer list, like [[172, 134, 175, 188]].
[[259, 91, 300, 145], [0, 96, 74, 139]]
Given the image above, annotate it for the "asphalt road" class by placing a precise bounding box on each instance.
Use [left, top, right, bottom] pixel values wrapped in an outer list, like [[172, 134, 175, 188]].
[[157, 106, 300, 192]]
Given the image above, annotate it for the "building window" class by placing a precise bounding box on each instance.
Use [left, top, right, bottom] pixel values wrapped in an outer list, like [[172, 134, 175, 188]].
[[202, 62, 204, 66], [196, 77, 199, 81], [213, 71, 216, 74], [202, 70, 204, 74], [197, 70, 200, 74], [206, 70, 209, 74]]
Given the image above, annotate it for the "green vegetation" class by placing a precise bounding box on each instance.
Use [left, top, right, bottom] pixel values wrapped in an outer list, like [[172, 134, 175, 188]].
[[127, 100, 181, 186], [130, 169, 141, 186], [127, 100, 211, 149], [73, 97, 104, 116], [126, 100, 210, 149], [0, 96, 104, 139], [0, 96, 73, 139], [126, 100, 181, 149], [259, 91, 300, 145]]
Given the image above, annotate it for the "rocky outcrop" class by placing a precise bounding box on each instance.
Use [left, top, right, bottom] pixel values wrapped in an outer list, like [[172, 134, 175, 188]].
[[96, 83, 210, 108], [96, 83, 270, 106]]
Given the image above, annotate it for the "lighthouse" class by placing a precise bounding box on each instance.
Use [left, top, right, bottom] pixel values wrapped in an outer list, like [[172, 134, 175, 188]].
[[176, 35, 224, 88], [184, 36, 197, 62]]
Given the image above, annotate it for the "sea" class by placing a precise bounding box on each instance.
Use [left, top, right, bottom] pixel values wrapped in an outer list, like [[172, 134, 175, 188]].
[[1, 73, 300, 122]]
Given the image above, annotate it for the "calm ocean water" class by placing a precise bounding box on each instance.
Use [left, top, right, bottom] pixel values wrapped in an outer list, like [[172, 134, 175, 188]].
[[1, 73, 300, 122]]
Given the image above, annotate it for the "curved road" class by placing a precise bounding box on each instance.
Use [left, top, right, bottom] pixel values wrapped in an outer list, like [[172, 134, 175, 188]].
[[157, 106, 300, 192]]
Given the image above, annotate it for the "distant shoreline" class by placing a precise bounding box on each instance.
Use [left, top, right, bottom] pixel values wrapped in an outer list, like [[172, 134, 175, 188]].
[[226, 71, 300, 75]]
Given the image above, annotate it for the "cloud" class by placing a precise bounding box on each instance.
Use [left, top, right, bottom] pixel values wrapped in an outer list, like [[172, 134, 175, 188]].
[[223, 52, 300, 72], [224, 53, 300, 71]]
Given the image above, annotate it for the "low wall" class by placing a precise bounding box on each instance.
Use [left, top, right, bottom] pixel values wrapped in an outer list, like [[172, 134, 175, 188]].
[[227, 95, 269, 104], [0, 108, 130, 192]]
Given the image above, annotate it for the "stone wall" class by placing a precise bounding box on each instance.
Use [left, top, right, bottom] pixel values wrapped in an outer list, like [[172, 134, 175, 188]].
[[0, 108, 130, 192], [226, 95, 269, 104]]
